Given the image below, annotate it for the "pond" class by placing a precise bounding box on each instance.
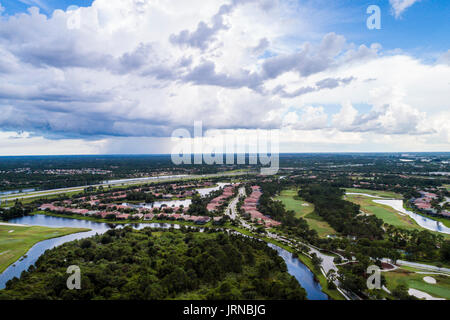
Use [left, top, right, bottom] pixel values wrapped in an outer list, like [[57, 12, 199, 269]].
[[0, 188, 36, 196], [0, 215, 328, 299], [136, 183, 229, 209], [141, 199, 193, 209], [373, 199, 450, 234], [268, 243, 328, 300], [196, 183, 229, 197]]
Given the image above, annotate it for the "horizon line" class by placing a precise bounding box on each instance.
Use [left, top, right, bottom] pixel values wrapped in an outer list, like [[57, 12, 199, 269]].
[[0, 152, 449, 158]]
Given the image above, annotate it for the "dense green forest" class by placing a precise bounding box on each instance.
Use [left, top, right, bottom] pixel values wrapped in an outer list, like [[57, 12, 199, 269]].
[[0, 227, 306, 300], [298, 184, 384, 239]]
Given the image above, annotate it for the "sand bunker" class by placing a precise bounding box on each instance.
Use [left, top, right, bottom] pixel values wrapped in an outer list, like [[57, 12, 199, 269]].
[[408, 288, 444, 300], [423, 276, 437, 284]]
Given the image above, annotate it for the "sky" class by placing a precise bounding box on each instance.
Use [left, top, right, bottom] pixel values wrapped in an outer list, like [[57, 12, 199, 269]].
[[0, 0, 449, 155]]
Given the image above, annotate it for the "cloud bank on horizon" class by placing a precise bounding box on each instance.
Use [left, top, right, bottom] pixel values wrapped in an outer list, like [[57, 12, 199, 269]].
[[0, 0, 448, 155]]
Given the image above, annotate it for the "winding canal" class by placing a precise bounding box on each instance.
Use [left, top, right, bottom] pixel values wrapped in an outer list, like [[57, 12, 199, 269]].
[[373, 199, 450, 234], [346, 192, 450, 234]]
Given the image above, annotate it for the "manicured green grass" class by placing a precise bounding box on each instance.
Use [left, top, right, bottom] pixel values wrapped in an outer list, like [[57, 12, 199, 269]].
[[276, 189, 314, 218], [346, 194, 450, 239], [275, 189, 336, 238], [344, 188, 403, 199], [384, 268, 450, 300], [346, 194, 420, 230], [303, 212, 337, 238], [0, 224, 90, 273]]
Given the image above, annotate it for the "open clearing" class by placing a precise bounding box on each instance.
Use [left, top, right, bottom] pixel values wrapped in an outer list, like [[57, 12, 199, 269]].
[[0, 224, 89, 273], [276, 189, 335, 238]]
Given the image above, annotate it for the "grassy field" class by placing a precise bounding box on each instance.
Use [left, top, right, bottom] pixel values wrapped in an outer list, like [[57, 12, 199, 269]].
[[384, 268, 450, 300], [0, 224, 90, 273], [345, 194, 421, 230], [276, 189, 336, 238], [276, 189, 314, 218], [344, 188, 403, 199], [345, 194, 450, 240]]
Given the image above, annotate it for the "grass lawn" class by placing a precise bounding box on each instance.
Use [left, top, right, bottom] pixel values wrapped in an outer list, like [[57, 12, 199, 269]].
[[346, 194, 450, 239], [344, 188, 403, 199], [276, 189, 314, 218], [346, 194, 421, 230], [384, 268, 450, 300], [276, 189, 336, 238], [0, 224, 90, 273]]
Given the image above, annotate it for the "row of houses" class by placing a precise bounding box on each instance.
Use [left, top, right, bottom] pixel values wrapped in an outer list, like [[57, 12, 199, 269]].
[[413, 191, 438, 210], [411, 191, 450, 218], [39, 203, 218, 225], [54, 180, 223, 214], [143, 213, 222, 225], [206, 185, 237, 212], [241, 186, 281, 228], [68, 180, 216, 207]]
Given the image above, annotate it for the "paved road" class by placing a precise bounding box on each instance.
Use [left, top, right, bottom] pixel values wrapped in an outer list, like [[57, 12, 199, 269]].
[[226, 187, 246, 220], [1, 188, 86, 201]]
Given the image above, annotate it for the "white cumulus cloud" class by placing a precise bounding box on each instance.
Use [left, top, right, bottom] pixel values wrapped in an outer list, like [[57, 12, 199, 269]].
[[389, 0, 420, 19]]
